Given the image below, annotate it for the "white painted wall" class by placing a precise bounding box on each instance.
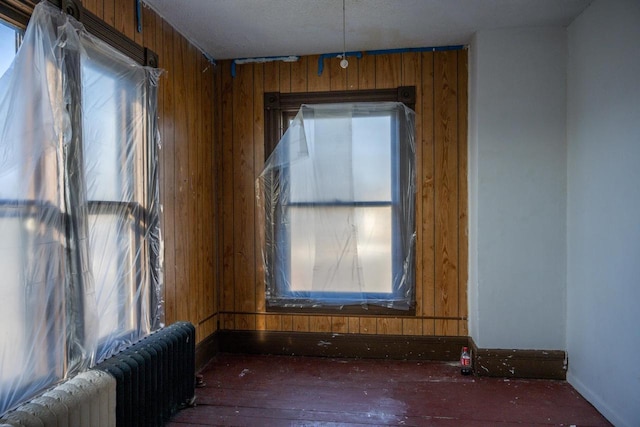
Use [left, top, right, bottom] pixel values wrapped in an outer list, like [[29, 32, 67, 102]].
[[468, 2, 640, 424], [566, 1, 640, 426], [468, 28, 567, 349]]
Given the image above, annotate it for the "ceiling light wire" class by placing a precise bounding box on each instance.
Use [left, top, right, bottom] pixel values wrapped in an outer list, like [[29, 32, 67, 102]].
[[340, 0, 348, 68]]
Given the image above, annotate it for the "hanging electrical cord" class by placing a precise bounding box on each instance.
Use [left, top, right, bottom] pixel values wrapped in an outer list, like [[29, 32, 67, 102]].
[[340, 0, 348, 68]]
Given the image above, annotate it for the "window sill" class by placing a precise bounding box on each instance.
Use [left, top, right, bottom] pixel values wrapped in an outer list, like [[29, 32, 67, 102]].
[[266, 302, 416, 317]]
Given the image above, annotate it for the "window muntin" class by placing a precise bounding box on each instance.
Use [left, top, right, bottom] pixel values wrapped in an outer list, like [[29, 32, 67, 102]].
[[261, 98, 416, 313]]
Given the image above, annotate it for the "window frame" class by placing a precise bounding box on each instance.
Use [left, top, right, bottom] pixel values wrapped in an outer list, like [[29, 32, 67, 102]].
[[0, 16, 69, 410], [263, 87, 416, 316], [0, 0, 158, 68], [82, 46, 144, 344], [0, 1, 161, 413], [78, 33, 161, 361]]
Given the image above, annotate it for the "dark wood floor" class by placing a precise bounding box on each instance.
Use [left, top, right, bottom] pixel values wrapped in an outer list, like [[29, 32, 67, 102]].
[[169, 353, 611, 426]]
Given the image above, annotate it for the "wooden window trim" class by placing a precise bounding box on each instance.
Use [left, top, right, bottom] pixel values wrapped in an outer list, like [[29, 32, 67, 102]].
[[264, 86, 415, 160], [262, 87, 417, 316], [0, 0, 157, 66], [0, 0, 33, 28]]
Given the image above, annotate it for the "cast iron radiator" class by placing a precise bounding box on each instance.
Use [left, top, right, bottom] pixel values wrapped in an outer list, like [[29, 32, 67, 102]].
[[0, 370, 116, 426], [0, 321, 196, 427], [94, 321, 196, 427]]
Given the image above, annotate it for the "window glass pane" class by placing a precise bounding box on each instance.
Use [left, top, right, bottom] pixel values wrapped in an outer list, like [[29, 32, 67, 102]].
[[0, 21, 21, 195], [291, 114, 392, 203], [82, 59, 138, 202], [82, 63, 121, 200], [0, 21, 18, 77], [352, 115, 392, 201], [354, 206, 393, 293], [89, 213, 136, 339], [289, 206, 392, 293], [0, 217, 27, 381], [290, 115, 354, 203]]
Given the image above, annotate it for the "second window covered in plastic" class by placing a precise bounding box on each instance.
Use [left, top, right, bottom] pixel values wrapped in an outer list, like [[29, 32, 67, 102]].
[[258, 102, 416, 311]]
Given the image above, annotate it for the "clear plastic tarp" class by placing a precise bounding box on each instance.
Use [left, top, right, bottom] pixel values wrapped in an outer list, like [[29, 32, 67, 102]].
[[0, 2, 162, 415], [257, 102, 416, 310]]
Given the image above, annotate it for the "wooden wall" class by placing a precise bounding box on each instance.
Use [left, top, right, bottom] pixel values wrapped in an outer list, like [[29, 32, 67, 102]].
[[82, 0, 218, 344], [82, 0, 468, 345], [217, 51, 468, 337]]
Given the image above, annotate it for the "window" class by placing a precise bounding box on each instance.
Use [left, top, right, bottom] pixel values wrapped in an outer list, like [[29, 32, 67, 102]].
[[0, 2, 161, 415], [0, 12, 68, 413], [261, 88, 416, 313], [81, 39, 160, 361]]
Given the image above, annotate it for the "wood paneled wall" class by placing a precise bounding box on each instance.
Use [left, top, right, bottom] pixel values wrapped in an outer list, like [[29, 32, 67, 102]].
[[82, 0, 218, 344], [82, 0, 468, 345], [217, 51, 468, 337]]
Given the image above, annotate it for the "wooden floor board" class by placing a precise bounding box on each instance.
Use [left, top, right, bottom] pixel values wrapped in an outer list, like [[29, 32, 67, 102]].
[[169, 353, 612, 426]]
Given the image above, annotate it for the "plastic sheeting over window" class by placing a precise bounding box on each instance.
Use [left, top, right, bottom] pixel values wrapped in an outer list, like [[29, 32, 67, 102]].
[[0, 2, 162, 415], [257, 102, 416, 311]]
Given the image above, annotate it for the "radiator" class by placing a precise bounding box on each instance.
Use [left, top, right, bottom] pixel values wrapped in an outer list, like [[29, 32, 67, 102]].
[[0, 322, 196, 427], [0, 370, 116, 427], [94, 321, 196, 427]]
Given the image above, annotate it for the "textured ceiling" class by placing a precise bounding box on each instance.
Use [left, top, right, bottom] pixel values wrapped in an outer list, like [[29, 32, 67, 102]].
[[143, 0, 592, 60]]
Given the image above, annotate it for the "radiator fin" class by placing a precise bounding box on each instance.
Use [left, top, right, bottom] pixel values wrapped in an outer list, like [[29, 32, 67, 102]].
[[0, 368, 116, 427]]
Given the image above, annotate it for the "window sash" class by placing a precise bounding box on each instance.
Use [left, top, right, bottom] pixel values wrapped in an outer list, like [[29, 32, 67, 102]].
[[285, 205, 394, 295], [0, 202, 66, 398], [276, 110, 403, 298]]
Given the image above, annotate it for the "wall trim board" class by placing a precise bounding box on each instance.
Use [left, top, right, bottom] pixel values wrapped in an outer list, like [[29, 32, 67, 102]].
[[217, 330, 469, 361], [200, 331, 566, 380], [470, 338, 567, 380], [195, 331, 219, 372]]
